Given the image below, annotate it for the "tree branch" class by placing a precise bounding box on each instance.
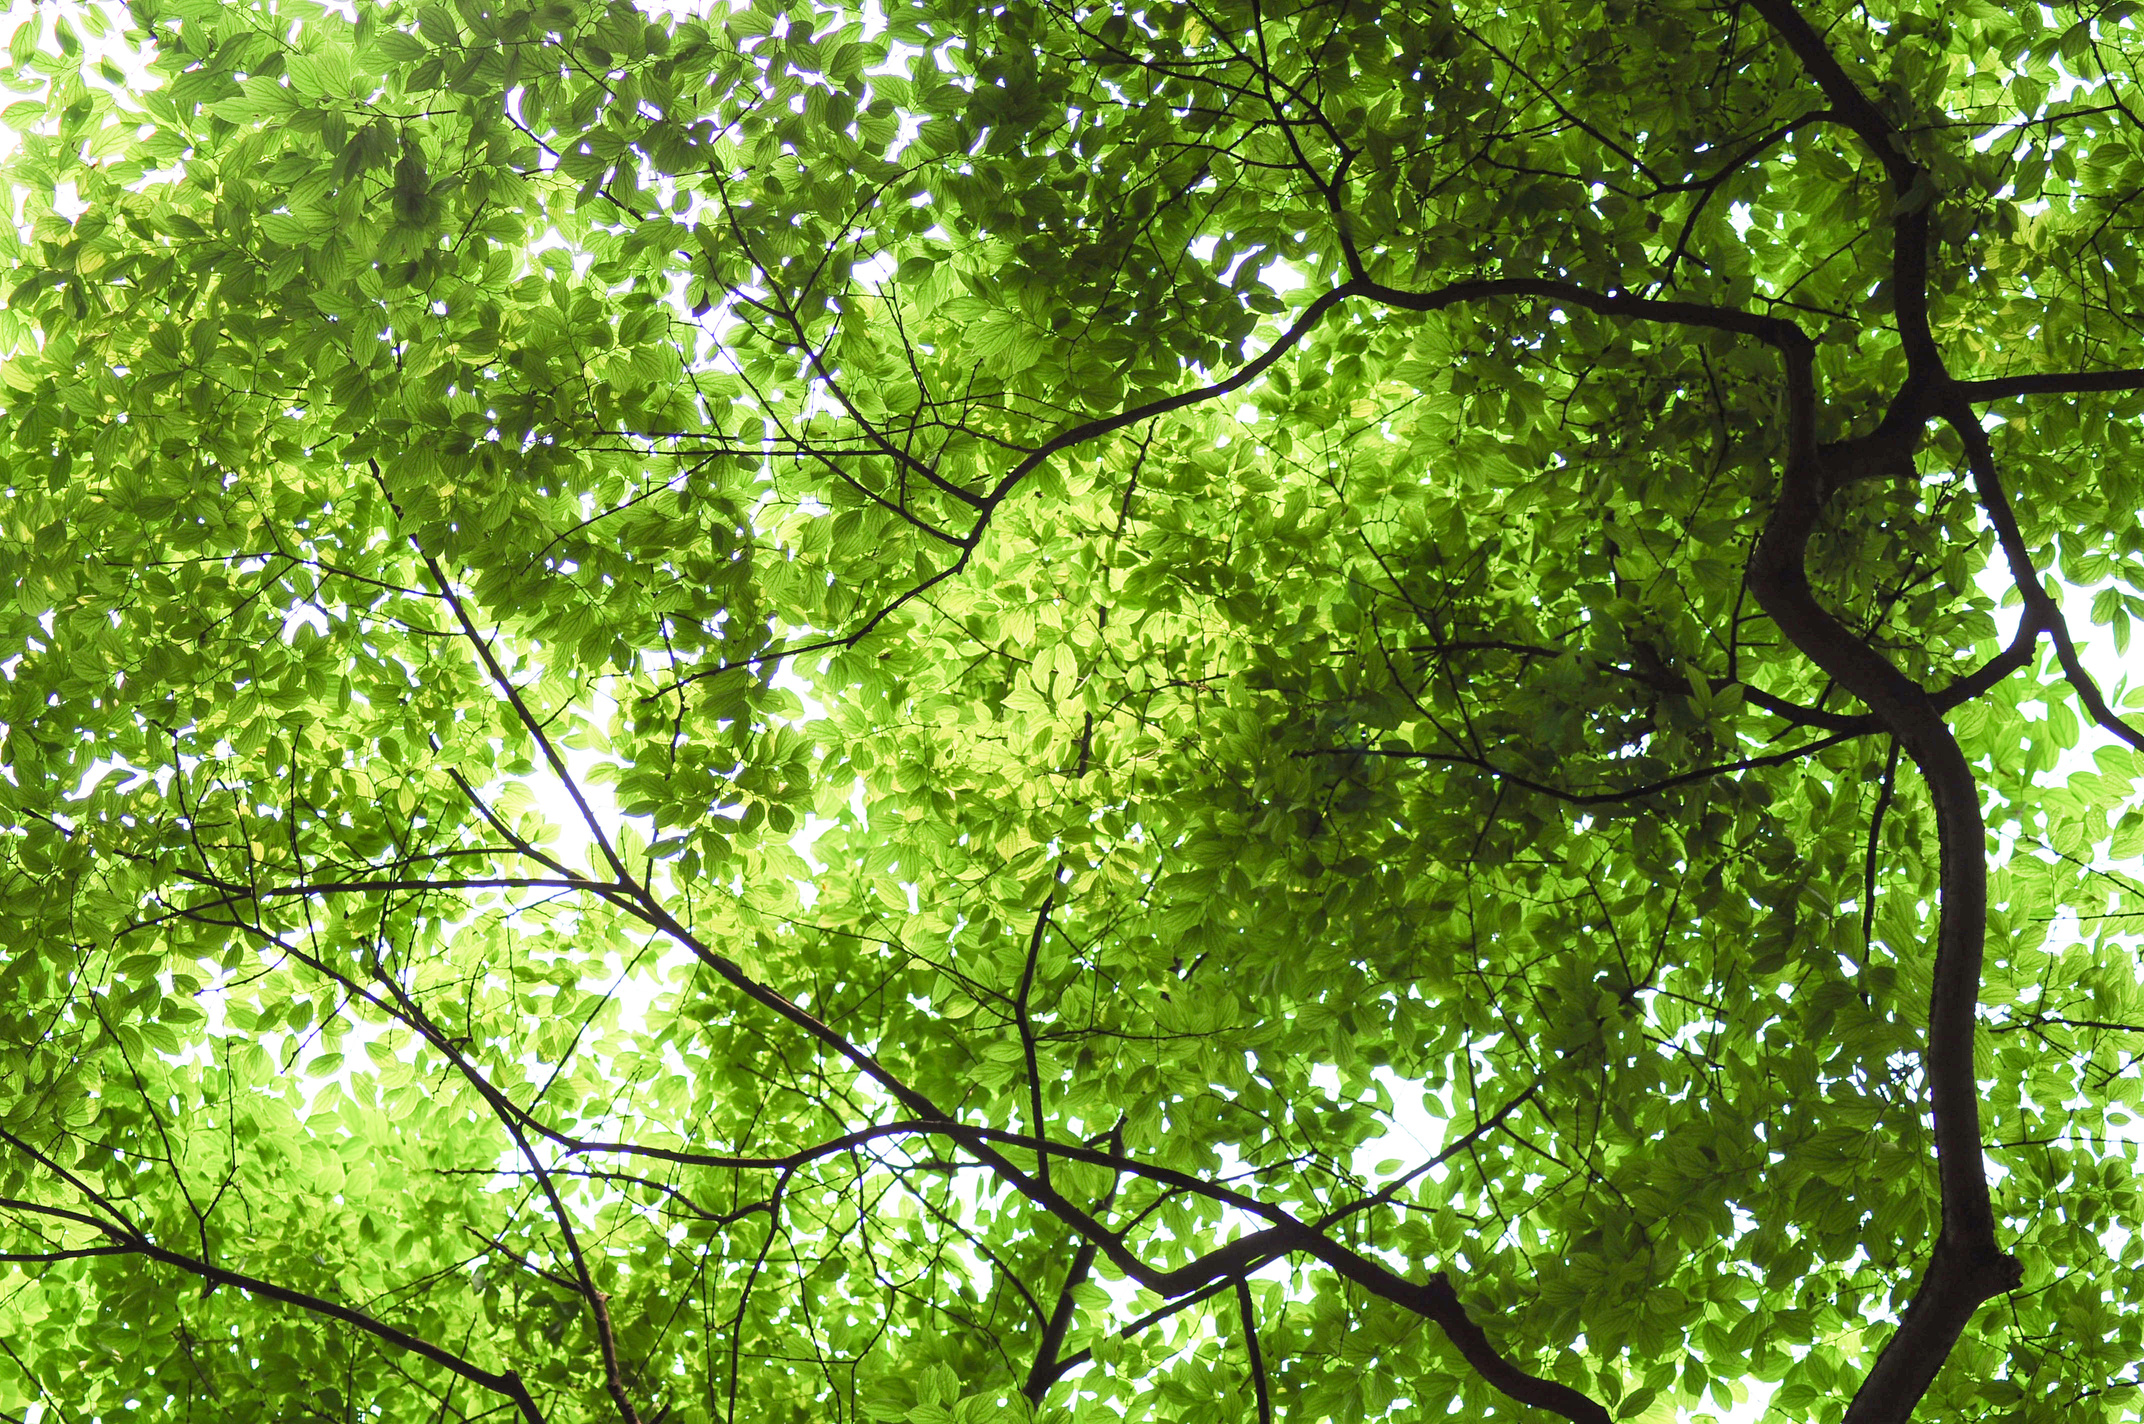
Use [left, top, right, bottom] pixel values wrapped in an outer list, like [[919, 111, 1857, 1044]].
[[1863, 736, 1900, 951], [1014, 896, 1057, 1192], [1957, 369, 2144, 401], [1744, 0, 1940, 382], [1023, 1125, 1123, 1405], [1742, 0, 1912, 186], [2, 1198, 548, 1424], [1747, 336, 2019, 1424], [1299, 730, 1867, 805], [1358, 275, 1807, 348], [1235, 1276, 1273, 1424], [1946, 397, 2144, 752]]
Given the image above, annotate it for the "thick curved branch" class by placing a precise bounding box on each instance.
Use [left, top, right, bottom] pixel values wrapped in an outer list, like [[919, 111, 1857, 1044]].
[[1744, 0, 1940, 379], [1743, 0, 1911, 185], [1747, 341, 2019, 1424]]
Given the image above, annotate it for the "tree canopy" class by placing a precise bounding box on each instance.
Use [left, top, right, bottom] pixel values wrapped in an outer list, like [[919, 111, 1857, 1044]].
[[4, 0, 2144, 1419]]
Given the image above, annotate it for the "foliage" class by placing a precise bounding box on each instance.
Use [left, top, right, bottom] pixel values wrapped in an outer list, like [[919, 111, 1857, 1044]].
[[3, 0, 2144, 1420]]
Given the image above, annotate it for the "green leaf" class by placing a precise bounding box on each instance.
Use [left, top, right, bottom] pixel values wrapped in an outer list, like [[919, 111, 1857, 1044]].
[[1, 3, 2140, 1422]]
